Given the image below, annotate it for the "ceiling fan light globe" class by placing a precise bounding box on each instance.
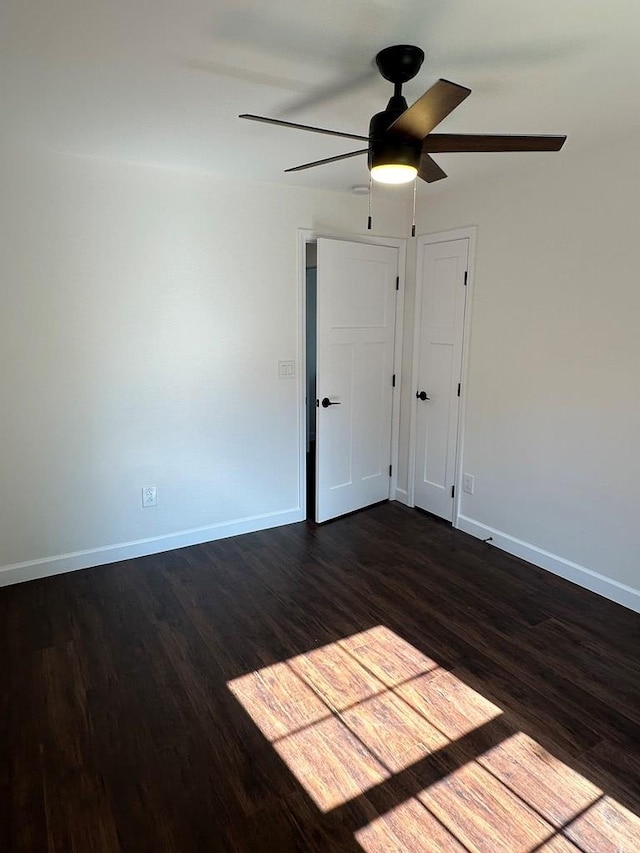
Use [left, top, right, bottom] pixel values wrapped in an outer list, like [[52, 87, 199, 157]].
[[370, 163, 418, 184]]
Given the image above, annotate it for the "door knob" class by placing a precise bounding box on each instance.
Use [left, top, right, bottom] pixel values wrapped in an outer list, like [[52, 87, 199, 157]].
[[321, 397, 341, 408], [416, 390, 430, 401]]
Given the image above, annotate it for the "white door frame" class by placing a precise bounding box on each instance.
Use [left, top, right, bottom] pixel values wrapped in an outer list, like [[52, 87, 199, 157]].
[[407, 226, 477, 529], [297, 228, 407, 519]]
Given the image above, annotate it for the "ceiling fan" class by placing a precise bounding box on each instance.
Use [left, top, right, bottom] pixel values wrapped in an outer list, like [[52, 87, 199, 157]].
[[239, 44, 566, 186]]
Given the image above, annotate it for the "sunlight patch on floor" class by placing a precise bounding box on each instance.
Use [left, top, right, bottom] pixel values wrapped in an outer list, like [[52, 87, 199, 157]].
[[228, 625, 501, 811], [227, 625, 640, 851], [356, 726, 640, 853], [417, 756, 593, 853], [273, 714, 390, 811], [227, 660, 330, 741], [355, 800, 586, 853]]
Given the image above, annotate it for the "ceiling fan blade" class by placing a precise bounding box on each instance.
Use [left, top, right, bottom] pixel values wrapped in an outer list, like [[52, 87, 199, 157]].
[[279, 69, 378, 116], [239, 114, 367, 142], [418, 154, 447, 183], [285, 149, 368, 173], [423, 133, 567, 153], [388, 79, 471, 140], [187, 59, 306, 93], [442, 39, 589, 71]]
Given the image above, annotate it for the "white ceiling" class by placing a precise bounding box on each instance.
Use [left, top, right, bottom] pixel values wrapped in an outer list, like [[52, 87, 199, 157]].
[[2, 0, 639, 195]]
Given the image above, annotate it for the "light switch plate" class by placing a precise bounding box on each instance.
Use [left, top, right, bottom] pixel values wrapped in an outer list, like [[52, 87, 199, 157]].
[[278, 360, 295, 379]]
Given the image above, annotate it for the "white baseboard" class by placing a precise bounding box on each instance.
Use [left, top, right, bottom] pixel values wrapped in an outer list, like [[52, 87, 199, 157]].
[[393, 487, 411, 507], [456, 514, 640, 615], [0, 507, 305, 588]]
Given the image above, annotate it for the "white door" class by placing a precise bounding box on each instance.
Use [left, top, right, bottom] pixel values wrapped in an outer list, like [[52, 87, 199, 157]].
[[315, 238, 398, 523], [413, 237, 468, 520]]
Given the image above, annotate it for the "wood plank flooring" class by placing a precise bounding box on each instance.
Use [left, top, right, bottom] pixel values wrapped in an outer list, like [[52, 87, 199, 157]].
[[1, 502, 639, 852]]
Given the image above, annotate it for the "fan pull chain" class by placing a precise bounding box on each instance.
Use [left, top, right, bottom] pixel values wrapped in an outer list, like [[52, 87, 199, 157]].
[[411, 179, 417, 237], [367, 175, 373, 231]]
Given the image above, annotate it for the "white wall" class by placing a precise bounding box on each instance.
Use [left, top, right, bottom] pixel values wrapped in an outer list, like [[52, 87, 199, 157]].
[[9, 136, 637, 612], [0, 146, 408, 583], [401, 139, 640, 609]]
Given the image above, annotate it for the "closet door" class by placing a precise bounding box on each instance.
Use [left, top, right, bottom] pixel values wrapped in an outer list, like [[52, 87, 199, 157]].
[[413, 237, 468, 520]]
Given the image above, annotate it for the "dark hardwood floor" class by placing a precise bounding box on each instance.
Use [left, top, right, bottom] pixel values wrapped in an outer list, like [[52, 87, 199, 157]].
[[1, 502, 639, 852]]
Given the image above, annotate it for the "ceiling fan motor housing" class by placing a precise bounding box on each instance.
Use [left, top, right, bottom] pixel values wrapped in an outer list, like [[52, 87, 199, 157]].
[[375, 45, 425, 84], [368, 109, 422, 173]]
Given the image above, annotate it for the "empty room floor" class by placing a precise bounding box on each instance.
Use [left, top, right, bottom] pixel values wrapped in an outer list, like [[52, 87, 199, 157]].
[[1, 502, 639, 852]]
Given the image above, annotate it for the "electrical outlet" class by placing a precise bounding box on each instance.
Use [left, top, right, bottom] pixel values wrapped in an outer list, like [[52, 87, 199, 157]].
[[142, 485, 157, 507], [462, 473, 475, 495]]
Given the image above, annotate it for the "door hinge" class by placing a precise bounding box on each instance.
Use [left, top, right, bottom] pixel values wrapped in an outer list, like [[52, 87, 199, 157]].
[[464, 270, 468, 286], [457, 383, 461, 397], [389, 464, 393, 477], [396, 276, 400, 291], [392, 374, 396, 387], [451, 485, 455, 498]]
